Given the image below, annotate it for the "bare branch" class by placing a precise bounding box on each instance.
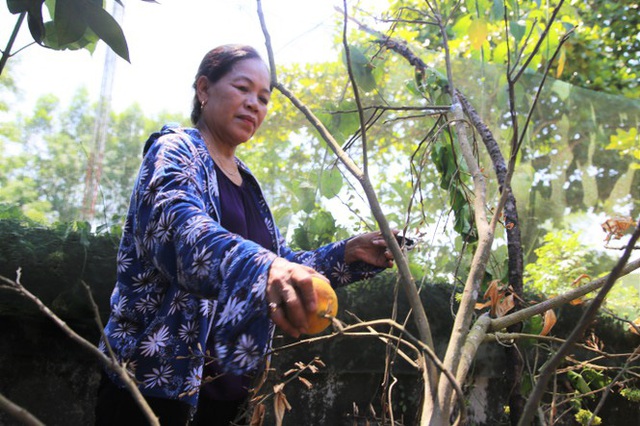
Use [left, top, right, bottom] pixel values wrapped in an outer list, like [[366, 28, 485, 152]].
[[0, 12, 26, 76], [0, 272, 160, 426], [518, 218, 640, 426], [491, 257, 640, 332], [511, 0, 567, 83], [0, 392, 45, 426], [270, 318, 467, 425], [340, 1, 369, 174]]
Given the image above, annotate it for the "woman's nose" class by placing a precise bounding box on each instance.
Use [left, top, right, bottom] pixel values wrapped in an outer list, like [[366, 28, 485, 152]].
[[245, 93, 258, 110]]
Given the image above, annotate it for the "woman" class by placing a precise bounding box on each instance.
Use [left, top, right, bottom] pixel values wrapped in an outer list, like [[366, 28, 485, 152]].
[[95, 44, 393, 426]]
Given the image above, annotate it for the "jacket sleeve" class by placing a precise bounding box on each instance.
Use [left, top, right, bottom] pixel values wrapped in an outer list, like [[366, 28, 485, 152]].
[[274, 227, 384, 288], [134, 130, 276, 374]]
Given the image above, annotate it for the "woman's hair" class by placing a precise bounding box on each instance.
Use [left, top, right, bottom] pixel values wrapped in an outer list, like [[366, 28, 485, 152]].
[[190, 44, 265, 125]]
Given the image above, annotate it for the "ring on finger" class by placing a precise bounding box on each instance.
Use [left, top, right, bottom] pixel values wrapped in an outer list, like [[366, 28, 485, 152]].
[[268, 302, 279, 313]]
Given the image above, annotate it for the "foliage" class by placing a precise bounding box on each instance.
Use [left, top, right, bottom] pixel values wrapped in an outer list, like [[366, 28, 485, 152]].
[[575, 409, 601, 426], [523, 228, 640, 318], [5, 0, 137, 62], [620, 387, 640, 403], [388, 0, 639, 98], [0, 86, 186, 227], [607, 127, 640, 170]]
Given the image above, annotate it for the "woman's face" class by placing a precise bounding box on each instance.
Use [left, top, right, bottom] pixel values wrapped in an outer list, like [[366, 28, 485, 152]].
[[198, 58, 271, 148]]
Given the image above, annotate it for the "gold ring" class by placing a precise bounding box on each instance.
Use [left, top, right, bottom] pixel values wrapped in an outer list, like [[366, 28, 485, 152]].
[[268, 302, 279, 313]]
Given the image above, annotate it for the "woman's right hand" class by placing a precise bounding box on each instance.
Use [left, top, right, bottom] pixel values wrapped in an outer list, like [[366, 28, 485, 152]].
[[266, 257, 327, 338]]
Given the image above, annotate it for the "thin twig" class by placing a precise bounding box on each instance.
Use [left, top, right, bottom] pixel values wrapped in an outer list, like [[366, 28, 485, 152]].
[[0, 392, 45, 426], [518, 218, 640, 426], [0, 272, 160, 426]]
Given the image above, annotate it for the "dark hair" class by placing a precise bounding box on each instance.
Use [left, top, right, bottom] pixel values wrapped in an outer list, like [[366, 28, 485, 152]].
[[190, 44, 265, 125]]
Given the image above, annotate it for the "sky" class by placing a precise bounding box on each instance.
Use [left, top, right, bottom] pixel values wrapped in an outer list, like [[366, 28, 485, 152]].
[[2, 0, 383, 116]]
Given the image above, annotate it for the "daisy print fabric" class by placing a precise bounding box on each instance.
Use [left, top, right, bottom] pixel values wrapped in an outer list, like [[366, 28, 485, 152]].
[[100, 125, 383, 406]]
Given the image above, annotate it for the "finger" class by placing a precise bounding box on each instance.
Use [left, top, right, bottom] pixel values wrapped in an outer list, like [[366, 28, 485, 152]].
[[268, 303, 300, 338], [281, 283, 309, 333], [291, 271, 317, 314]]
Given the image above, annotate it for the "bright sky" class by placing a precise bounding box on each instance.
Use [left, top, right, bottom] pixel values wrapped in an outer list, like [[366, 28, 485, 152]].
[[3, 0, 382, 116]]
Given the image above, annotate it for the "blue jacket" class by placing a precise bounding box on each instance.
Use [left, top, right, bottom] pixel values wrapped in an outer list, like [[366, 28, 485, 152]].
[[100, 125, 381, 406]]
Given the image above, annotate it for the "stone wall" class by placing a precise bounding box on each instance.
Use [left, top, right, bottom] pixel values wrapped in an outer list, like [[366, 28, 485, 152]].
[[1, 222, 638, 425]]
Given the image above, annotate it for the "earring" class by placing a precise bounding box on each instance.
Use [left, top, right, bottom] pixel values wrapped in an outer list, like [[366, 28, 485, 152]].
[[200, 99, 207, 109]]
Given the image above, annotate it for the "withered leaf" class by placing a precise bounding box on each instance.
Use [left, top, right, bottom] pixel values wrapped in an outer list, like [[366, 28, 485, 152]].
[[496, 294, 515, 317], [540, 309, 557, 336], [250, 403, 265, 426], [298, 376, 313, 389], [274, 391, 292, 426]]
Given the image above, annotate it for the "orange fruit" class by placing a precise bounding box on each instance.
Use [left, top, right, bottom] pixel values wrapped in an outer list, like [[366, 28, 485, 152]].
[[305, 276, 338, 335]]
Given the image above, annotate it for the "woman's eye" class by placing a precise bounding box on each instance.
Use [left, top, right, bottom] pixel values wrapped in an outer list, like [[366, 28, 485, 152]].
[[236, 85, 248, 92], [259, 97, 269, 105]]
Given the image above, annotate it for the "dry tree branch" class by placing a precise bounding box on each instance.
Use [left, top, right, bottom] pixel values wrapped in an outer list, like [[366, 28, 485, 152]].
[[254, 0, 435, 358], [0, 271, 160, 426], [354, 9, 499, 422], [513, 28, 575, 156], [431, 12, 497, 424], [491, 257, 640, 332], [589, 348, 640, 425], [510, 0, 566, 83], [340, 0, 370, 174], [488, 333, 639, 359], [518, 218, 640, 426], [268, 318, 467, 425], [0, 392, 45, 426]]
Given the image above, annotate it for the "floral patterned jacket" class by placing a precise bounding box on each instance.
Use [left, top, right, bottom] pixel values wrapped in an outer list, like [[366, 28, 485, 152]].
[[99, 125, 380, 406]]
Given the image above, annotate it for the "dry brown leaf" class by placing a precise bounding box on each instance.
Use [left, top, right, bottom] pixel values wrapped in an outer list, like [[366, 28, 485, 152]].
[[571, 274, 591, 286], [586, 332, 603, 351], [298, 376, 313, 389], [569, 297, 584, 306], [496, 294, 515, 317], [250, 403, 265, 426], [540, 309, 557, 336], [601, 216, 636, 242], [475, 300, 492, 310], [273, 383, 285, 394], [274, 391, 292, 426], [483, 280, 501, 317], [283, 368, 297, 377], [629, 318, 640, 335]]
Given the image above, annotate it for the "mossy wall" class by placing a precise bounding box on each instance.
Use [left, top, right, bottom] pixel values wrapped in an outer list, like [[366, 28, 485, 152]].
[[0, 221, 637, 425]]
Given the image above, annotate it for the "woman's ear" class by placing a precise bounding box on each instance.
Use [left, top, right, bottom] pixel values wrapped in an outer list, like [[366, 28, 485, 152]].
[[195, 75, 210, 103]]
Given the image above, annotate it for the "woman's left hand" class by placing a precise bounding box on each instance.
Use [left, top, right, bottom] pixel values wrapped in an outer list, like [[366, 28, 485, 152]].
[[344, 231, 397, 268]]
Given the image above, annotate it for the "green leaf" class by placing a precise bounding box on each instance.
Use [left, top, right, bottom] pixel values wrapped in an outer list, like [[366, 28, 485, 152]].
[[320, 167, 343, 199], [469, 19, 489, 50], [522, 314, 543, 335], [81, 0, 130, 62], [10, 0, 46, 43], [333, 101, 360, 137], [308, 210, 336, 237], [42, 21, 95, 50], [567, 370, 592, 395], [491, 0, 505, 20], [343, 46, 376, 93], [509, 20, 526, 45], [8, 0, 34, 13], [295, 182, 316, 214], [54, 0, 88, 45]]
